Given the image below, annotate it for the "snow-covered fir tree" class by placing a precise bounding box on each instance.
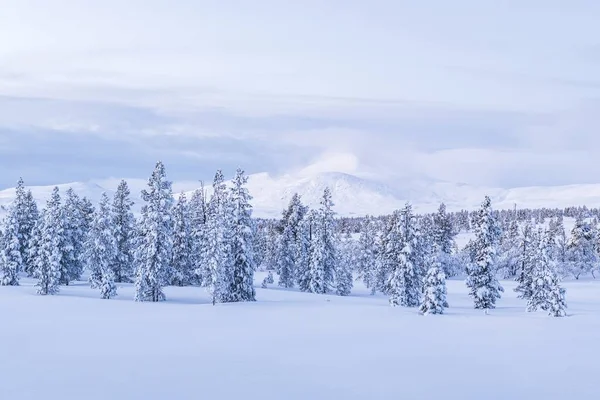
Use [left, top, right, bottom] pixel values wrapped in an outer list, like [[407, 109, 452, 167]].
[[189, 184, 208, 286], [134, 161, 174, 302], [376, 211, 401, 295], [59, 188, 86, 285], [84, 193, 118, 299], [356, 215, 379, 294], [497, 217, 520, 278], [0, 179, 38, 286], [228, 168, 256, 302], [305, 188, 337, 294], [566, 216, 597, 279], [514, 222, 537, 300], [171, 193, 194, 286], [111, 180, 136, 283], [465, 196, 504, 311], [335, 232, 354, 296], [419, 260, 448, 315], [22, 189, 39, 274], [297, 209, 316, 292], [8, 179, 39, 276], [387, 203, 424, 307], [0, 209, 22, 285], [32, 187, 63, 295], [203, 170, 234, 304], [275, 193, 307, 288], [527, 231, 567, 317], [433, 203, 455, 256]]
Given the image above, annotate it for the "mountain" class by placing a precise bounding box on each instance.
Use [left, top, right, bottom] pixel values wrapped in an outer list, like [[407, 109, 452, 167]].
[[2, 172, 600, 218]]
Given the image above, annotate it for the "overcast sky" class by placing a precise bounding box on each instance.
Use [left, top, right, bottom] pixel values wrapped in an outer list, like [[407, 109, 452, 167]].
[[1, 0, 599, 189]]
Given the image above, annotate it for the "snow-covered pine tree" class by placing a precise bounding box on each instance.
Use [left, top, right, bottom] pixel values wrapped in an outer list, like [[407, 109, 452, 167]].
[[297, 209, 316, 292], [566, 216, 597, 279], [275, 193, 307, 288], [419, 259, 448, 315], [527, 231, 567, 317], [78, 196, 95, 235], [8, 179, 39, 276], [305, 188, 337, 294], [134, 161, 174, 302], [387, 203, 424, 307], [356, 215, 379, 295], [171, 192, 193, 286], [433, 203, 455, 256], [84, 193, 118, 299], [514, 222, 537, 300], [111, 180, 136, 283], [228, 168, 256, 302], [497, 217, 520, 278], [59, 188, 86, 285], [334, 232, 354, 296], [553, 217, 568, 277], [376, 212, 401, 295], [0, 207, 23, 285], [203, 170, 233, 304], [33, 187, 63, 295], [465, 196, 504, 311], [189, 184, 208, 286], [22, 189, 39, 275]]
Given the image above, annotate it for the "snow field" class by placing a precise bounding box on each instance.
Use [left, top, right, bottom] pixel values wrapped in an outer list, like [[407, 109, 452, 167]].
[[1, 273, 599, 400]]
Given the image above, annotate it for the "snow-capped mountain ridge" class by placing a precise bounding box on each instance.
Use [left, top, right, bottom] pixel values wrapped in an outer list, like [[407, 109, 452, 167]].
[[2, 172, 600, 218]]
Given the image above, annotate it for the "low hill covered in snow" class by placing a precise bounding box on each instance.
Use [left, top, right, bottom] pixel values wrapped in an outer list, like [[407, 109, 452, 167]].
[[2, 171, 600, 218]]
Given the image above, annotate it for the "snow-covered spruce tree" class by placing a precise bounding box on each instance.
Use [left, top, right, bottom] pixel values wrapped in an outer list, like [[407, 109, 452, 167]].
[[78, 196, 95, 235], [375, 212, 400, 295], [134, 161, 174, 302], [356, 215, 379, 295], [189, 184, 208, 286], [527, 231, 567, 317], [306, 188, 337, 294], [22, 189, 40, 274], [419, 259, 449, 315], [111, 180, 136, 283], [59, 188, 86, 285], [297, 209, 316, 292], [433, 203, 455, 256], [566, 216, 597, 279], [171, 192, 194, 286], [275, 193, 307, 288], [465, 196, 504, 311], [33, 187, 63, 295], [8, 179, 39, 276], [388, 203, 424, 307], [203, 170, 233, 304], [228, 169, 256, 302], [84, 193, 118, 299], [553, 217, 568, 277], [514, 222, 537, 300], [497, 217, 520, 279], [0, 208, 23, 285], [335, 232, 354, 296]]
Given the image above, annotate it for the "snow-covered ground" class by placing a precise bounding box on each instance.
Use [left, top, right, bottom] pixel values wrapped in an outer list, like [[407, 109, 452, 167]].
[[1, 273, 599, 400]]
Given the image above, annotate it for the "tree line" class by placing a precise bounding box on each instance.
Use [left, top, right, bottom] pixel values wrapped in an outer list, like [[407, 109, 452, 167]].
[[0, 162, 577, 316]]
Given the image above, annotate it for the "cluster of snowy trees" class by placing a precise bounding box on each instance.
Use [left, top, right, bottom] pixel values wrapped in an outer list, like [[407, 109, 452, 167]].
[[0, 163, 579, 317], [0, 162, 257, 304], [261, 189, 353, 297]]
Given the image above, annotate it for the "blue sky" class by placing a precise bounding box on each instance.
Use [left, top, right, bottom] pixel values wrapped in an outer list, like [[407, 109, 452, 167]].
[[1, 0, 599, 188]]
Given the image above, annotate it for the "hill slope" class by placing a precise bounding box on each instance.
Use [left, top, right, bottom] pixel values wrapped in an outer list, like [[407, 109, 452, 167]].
[[2, 172, 600, 217]]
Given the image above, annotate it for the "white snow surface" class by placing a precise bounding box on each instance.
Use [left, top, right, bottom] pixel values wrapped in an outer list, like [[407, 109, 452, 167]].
[[3, 171, 600, 217], [1, 273, 599, 400]]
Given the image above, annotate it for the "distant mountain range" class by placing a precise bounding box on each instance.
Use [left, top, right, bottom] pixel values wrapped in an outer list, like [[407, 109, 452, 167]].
[[2, 171, 600, 218]]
